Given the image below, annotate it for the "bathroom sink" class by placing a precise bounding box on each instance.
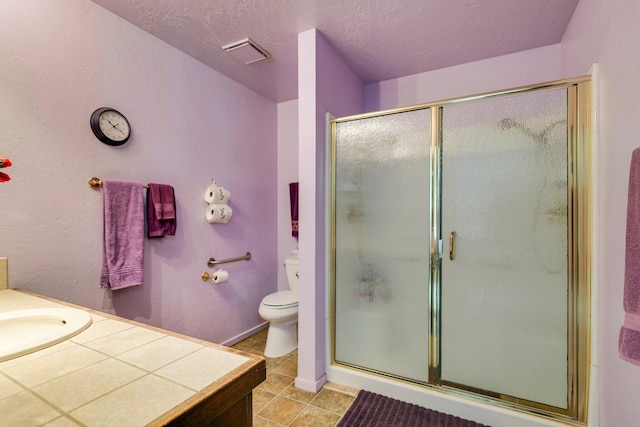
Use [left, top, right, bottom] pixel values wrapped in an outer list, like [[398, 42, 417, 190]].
[[0, 307, 92, 362]]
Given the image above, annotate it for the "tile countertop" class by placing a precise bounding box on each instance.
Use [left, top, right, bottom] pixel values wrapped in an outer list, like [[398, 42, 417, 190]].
[[0, 289, 266, 427]]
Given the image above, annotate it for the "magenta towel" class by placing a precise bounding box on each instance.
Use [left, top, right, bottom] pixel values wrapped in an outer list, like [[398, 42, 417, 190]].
[[100, 180, 144, 290], [147, 183, 176, 238], [289, 182, 299, 238], [620, 147, 640, 365]]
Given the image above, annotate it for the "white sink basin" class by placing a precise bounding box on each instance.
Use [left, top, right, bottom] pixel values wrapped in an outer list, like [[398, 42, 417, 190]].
[[0, 307, 93, 362]]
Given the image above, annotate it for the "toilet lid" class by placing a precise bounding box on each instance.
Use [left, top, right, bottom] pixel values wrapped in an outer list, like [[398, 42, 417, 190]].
[[262, 290, 298, 308]]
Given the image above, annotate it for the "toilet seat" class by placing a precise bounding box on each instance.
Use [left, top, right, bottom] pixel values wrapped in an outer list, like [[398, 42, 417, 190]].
[[261, 291, 298, 309]]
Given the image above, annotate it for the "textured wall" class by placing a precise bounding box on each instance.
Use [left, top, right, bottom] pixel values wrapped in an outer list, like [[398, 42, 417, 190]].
[[0, 0, 277, 345], [364, 44, 562, 112], [562, 0, 640, 425], [277, 100, 299, 291]]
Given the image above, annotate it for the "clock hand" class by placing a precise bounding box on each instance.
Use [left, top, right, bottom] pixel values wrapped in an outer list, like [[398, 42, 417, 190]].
[[106, 120, 125, 134]]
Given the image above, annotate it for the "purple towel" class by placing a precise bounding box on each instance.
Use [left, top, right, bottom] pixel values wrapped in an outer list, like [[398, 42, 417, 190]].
[[289, 182, 299, 238], [147, 183, 176, 238], [100, 180, 144, 290], [620, 147, 640, 365]]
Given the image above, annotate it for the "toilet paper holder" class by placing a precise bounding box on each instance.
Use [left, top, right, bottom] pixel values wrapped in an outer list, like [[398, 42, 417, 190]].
[[201, 268, 229, 283]]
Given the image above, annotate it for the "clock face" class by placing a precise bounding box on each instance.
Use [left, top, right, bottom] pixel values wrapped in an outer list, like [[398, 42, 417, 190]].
[[90, 108, 131, 146]]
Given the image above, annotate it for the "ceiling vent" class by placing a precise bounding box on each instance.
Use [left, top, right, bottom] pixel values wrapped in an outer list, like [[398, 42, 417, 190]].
[[222, 38, 270, 64]]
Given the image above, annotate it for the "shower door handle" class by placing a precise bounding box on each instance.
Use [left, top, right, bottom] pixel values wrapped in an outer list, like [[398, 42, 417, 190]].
[[449, 231, 456, 261]]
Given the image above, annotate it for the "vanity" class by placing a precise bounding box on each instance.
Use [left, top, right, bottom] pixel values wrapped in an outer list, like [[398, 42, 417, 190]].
[[0, 289, 266, 426]]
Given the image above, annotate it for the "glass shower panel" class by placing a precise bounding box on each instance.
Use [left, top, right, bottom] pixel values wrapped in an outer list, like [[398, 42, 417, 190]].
[[439, 88, 569, 408], [334, 109, 431, 382]]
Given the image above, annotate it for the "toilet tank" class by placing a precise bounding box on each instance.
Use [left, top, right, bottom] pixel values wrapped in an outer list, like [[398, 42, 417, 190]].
[[285, 253, 299, 292]]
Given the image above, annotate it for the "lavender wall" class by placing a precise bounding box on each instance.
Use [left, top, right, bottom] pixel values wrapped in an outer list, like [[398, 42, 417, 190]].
[[365, 44, 562, 112], [562, 0, 640, 425], [297, 29, 364, 392], [277, 100, 299, 291], [0, 0, 277, 345]]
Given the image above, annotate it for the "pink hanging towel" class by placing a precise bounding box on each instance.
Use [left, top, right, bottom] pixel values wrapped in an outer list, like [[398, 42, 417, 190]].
[[620, 147, 640, 365], [100, 180, 145, 290]]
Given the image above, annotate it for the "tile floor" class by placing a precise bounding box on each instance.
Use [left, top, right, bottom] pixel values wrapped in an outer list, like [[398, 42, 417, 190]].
[[232, 329, 359, 427]]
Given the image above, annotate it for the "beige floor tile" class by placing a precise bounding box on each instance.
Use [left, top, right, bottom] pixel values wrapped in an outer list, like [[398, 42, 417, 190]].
[[256, 372, 294, 394], [244, 343, 267, 355], [273, 358, 297, 378], [253, 415, 285, 427], [290, 405, 341, 427], [258, 396, 306, 425], [310, 388, 355, 415], [254, 329, 269, 339], [266, 354, 291, 372], [232, 340, 255, 352], [280, 384, 316, 404], [253, 388, 277, 413], [242, 333, 267, 347], [233, 330, 358, 427]]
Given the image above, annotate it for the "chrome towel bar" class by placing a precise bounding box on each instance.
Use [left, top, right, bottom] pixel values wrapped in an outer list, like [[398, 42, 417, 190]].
[[207, 252, 251, 268]]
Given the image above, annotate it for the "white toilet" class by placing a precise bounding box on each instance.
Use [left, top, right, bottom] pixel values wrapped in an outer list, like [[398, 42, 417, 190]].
[[259, 249, 299, 358]]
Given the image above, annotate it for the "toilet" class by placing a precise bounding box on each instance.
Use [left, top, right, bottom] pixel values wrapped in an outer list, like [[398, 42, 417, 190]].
[[258, 249, 299, 358]]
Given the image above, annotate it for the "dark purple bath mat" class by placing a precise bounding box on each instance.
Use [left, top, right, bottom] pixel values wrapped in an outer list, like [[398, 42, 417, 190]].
[[338, 390, 491, 427]]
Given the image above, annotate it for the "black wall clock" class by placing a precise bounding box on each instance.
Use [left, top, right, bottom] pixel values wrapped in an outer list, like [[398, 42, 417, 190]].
[[90, 107, 131, 146]]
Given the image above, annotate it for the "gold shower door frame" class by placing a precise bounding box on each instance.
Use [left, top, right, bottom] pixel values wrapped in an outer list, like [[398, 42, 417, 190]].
[[329, 77, 591, 423]]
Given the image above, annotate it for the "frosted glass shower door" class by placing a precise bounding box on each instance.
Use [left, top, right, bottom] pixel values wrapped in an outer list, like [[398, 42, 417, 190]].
[[333, 109, 431, 382], [438, 88, 569, 408]]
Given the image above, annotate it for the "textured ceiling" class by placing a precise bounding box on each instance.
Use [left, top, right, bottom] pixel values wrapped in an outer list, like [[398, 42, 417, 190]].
[[89, 0, 580, 102]]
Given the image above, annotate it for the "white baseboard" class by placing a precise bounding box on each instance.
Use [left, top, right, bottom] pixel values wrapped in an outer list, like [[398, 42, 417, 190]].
[[220, 322, 268, 347]]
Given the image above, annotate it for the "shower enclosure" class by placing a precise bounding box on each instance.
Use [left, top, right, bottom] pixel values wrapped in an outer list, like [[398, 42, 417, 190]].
[[330, 78, 591, 423]]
